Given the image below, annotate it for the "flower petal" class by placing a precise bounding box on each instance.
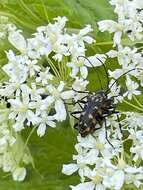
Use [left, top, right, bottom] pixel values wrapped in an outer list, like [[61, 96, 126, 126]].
[[113, 31, 122, 46], [12, 167, 26, 181], [57, 81, 65, 92], [62, 164, 78, 175], [55, 99, 66, 121], [61, 90, 74, 100], [80, 66, 88, 79], [70, 182, 94, 190], [47, 120, 56, 128], [71, 67, 79, 77], [8, 31, 27, 53], [37, 123, 46, 137]]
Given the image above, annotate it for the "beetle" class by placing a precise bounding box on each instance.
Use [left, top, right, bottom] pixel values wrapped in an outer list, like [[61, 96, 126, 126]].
[[70, 56, 140, 147], [71, 89, 119, 147], [73, 90, 115, 137]]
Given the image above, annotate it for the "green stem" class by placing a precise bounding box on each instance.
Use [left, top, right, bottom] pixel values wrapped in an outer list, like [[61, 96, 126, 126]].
[[94, 41, 113, 46], [46, 57, 61, 79], [122, 138, 129, 143], [17, 126, 36, 165], [59, 60, 66, 81], [0, 11, 35, 30], [60, 60, 65, 80], [22, 126, 44, 179], [58, 62, 62, 79], [40, 0, 49, 22], [136, 158, 142, 167], [124, 100, 143, 112], [61, 60, 65, 80], [23, 126, 37, 151], [137, 46, 143, 50], [64, 57, 68, 80], [133, 95, 143, 109], [2, 173, 11, 178], [18, 0, 43, 23], [94, 39, 142, 47]]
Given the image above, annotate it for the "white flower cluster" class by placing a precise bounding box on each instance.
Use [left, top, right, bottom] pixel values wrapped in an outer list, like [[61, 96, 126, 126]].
[[0, 103, 31, 181], [123, 112, 143, 162], [0, 16, 108, 180], [63, 112, 143, 189], [0, 16, 16, 39], [0, 17, 94, 136], [62, 1, 143, 189], [98, 0, 143, 46], [107, 46, 143, 100], [98, 0, 143, 102]]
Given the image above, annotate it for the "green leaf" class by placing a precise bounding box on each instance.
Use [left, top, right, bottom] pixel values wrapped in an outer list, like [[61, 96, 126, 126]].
[[0, 122, 79, 190]]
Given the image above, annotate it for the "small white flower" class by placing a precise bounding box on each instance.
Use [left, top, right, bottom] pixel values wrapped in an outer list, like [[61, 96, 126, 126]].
[[77, 129, 117, 159], [29, 96, 54, 116], [52, 42, 69, 61], [72, 77, 89, 92], [3, 152, 14, 172], [8, 30, 27, 54], [123, 112, 143, 130], [124, 75, 140, 100], [72, 77, 89, 101], [130, 143, 143, 161], [67, 57, 88, 79], [74, 25, 95, 47], [3, 55, 28, 84], [36, 67, 53, 85], [28, 33, 52, 58], [98, 20, 123, 46], [62, 161, 90, 182], [70, 182, 95, 190], [103, 170, 125, 190], [125, 172, 143, 188], [0, 82, 21, 97], [62, 164, 79, 176], [26, 59, 40, 77], [37, 112, 56, 137], [84, 54, 107, 67], [108, 79, 123, 103], [30, 83, 45, 101], [47, 81, 74, 121], [12, 167, 27, 181], [0, 137, 8, 153], [8, 89, 38, 131], [12, 121, 25, 131]]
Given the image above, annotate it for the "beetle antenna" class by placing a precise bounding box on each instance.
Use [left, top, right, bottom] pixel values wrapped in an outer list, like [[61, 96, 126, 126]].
[[78, 56, 103, 90], [107, 68, 143, 94], [95, 57, 110, 90]]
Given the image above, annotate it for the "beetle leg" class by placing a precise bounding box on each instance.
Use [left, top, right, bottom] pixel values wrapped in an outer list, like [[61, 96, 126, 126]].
[[74, 123, 78, 129], [72, 88, 92, 94], [94, 125, 102, 130], [77, 102, 84, 109], [115, 112, 122, 134], [64, 95, 87, 106], [80, 95, 88, 100], [71, 111, 83, 120], [102, 107, 117, 117], [79, 100, 87, 104], [104, 118, 115, 149], [71, 114, 79, 120], [111, 111, 122, 134]]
